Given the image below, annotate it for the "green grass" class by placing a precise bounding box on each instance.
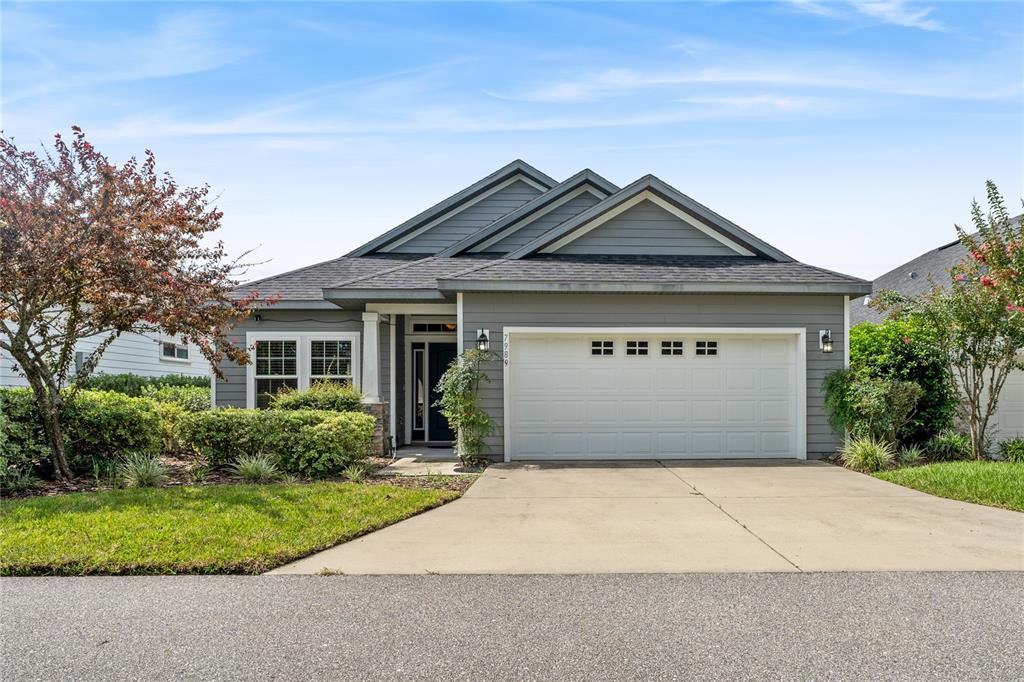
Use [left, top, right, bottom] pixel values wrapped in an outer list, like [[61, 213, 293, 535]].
[[874, 461, 1024, 512], [0, 482, 459, 576]]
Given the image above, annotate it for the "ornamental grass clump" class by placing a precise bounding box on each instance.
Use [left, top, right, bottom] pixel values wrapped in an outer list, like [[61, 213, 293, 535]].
[[997, 437, 1024, 463], [230, 454, 281, 483], [118, 453, 169, 488], [840, 436, 896, 473], [925, 431, 973, 461]]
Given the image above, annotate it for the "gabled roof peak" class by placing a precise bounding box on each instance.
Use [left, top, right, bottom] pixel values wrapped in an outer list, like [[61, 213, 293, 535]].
[[346, 160, 557, 257]]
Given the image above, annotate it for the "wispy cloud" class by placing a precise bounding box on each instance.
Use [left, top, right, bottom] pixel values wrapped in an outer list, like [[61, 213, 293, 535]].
[[2, 8, 249, 105], [492, 61, 1018, 104], [787, 1, 945, 31]]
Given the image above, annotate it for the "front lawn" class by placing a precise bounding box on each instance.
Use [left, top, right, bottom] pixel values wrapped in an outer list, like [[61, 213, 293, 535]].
[[0, 481, 459, 575], [874, 461, 1024, 512]]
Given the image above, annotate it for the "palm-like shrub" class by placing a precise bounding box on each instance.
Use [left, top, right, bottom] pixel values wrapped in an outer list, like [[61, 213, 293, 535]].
[[997, 437, 1024, 463], [840, 436, 896, 472], [897, 445, 925, 466], [230, 454, 280, 483], [926, 431, 973, 461], [118, 453, 169, 488]]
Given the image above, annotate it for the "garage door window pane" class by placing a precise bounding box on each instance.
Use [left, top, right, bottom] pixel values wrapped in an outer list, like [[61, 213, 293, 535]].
[[661, 341, 684, 356], [591, 340, 614, 356], [625, 340, 649, 356], [695, 340, 718, 357]]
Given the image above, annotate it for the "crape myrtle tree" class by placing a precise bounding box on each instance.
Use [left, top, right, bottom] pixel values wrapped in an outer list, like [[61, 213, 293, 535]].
[[0, 127, 272, 480], [957, 181, 1024, 313], [873, 182, 1024, 458]]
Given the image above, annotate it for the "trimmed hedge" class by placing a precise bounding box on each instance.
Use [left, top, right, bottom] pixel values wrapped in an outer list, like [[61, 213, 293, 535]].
[[0, 388, 164, 476], [0, 389, 51, 476], [76, 373, 209, 396], [139, 384, 211, 412], [270, 382, 362, 412], [178, 408, 374, 476]]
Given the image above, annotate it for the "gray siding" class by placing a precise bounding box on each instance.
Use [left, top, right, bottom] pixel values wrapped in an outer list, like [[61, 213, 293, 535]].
[[388, 180, 543, 254], [461, 293, 847, 458], [215, 310, 363, 408], [553, 200, 740, 256], [484, 191, 603, 253]]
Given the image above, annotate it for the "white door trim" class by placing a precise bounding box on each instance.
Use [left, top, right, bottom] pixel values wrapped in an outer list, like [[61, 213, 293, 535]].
[[501, 326, 807, 462]]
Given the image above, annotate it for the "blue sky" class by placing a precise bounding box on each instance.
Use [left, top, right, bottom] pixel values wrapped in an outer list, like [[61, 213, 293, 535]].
[[2, 1, 1021, 281]]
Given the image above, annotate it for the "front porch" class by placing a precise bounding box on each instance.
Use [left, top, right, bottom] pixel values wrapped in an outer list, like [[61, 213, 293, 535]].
[[359, 303, 464, 454]]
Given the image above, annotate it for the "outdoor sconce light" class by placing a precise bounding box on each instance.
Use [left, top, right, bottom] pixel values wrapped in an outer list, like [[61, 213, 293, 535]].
[[819, 329, 834, 354], [476, 329, 490, 351], [254, 313, 262, 323]]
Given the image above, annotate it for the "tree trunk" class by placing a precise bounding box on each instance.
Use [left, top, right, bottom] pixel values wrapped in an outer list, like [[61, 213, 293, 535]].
[[16, 356, 74, 481]]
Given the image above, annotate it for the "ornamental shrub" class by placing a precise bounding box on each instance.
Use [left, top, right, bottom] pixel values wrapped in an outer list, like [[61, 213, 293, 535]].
[[823, 370, 923, 444], [139, 384, 211, 412], [285, 412, 375, 477], [925, 430, 973, 461], [0, 387, 165, 476], [76, 373, 208, 396], [270, 381, 363, 412], [0, 389, 50, 476], [178, 408, 373, 475], [849, 320, 956, 443], [63, 391, 163, 470], [998, 437, 1024, 463], [177, 408, 270, 467]]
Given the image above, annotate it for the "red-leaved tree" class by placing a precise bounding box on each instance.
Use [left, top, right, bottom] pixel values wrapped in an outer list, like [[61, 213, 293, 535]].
[[0, 127, 271, 479]]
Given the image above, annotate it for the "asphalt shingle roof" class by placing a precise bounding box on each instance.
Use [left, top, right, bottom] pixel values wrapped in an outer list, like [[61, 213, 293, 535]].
[[232, 254, 419, 300], [441, 255, 870, 286], [329, 256, 500, 290]]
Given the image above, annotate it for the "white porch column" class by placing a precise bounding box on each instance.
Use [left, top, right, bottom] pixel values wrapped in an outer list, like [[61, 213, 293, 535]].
[[361, 311, 380, 402]]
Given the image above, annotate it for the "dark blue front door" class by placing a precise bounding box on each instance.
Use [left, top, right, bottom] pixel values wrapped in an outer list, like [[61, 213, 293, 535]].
[[427, 343, 457, 443]]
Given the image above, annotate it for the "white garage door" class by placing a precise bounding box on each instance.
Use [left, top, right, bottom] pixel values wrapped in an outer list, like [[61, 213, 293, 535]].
[[507, 332, 801, 459]]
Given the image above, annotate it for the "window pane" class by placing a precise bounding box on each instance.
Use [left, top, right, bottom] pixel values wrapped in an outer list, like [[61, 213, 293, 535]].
[[176, 346, 189, 360], [310, 339, 351, 378], [162, 343, 176, 357], [255, 378, 298, 408]]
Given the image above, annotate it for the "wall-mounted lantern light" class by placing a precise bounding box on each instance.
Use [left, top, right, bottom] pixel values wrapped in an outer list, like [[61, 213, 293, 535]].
[[819, 329, 834, 354], [254, 313, 262, 323], [476, 329, 490, 351]]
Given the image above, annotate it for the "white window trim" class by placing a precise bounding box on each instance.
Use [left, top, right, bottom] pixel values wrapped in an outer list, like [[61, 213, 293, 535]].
[[159, 339, 191, 364], [502, 327, 807, 462], [245, 331, 361, 409]]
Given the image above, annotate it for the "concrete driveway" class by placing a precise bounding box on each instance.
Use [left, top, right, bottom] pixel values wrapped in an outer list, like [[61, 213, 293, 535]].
[[271, 460, 1024, 574]]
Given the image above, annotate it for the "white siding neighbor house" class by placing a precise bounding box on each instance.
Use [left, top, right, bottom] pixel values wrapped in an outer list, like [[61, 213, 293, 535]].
[[0, 331, 211, 387]]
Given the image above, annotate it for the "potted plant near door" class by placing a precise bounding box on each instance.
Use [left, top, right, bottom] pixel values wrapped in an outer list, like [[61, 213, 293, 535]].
[[434, 349, 498, 468]]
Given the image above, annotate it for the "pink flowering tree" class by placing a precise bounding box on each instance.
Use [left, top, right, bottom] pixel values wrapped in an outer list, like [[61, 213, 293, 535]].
[[872, 183, 1024, 457], [0, 128, 273, 480], [956, 182, 1023, 314]]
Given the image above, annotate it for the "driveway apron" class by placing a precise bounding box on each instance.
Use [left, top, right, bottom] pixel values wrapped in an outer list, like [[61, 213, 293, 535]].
[[270, 460, 1024, 574]]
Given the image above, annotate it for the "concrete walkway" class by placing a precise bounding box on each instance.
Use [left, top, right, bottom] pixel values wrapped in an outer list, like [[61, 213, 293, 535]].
[[271, 460, 1024, 574]]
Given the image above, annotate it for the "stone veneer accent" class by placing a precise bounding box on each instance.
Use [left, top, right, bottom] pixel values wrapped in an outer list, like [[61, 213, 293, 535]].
[[361, 401, 390, 457]]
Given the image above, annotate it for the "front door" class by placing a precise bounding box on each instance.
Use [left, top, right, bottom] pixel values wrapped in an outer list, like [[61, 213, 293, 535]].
[[427, 343, 457, 443]]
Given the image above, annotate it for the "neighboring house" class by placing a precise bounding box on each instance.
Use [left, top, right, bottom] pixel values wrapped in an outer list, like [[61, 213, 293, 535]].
[[851, 231, 1024, 440], [0, 332, 211, 387], [221, 160, 871, 460]]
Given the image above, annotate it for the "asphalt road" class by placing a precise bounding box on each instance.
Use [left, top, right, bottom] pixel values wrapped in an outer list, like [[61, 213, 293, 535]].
[[2, 573, 1022, 681]]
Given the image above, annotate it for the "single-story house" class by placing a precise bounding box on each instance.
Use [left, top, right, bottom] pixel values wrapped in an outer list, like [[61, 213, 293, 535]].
[[851, 232, 1024, 440], [1, 332, 210, 388], [222, 161, 871, 460]]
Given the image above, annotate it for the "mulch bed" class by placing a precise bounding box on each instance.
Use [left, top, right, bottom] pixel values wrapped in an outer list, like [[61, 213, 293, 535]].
[[6, 452, 478, 500]]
